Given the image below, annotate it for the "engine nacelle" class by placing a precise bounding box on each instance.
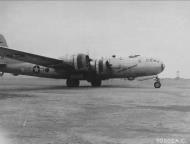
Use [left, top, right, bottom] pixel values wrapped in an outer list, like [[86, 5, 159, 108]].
[[61, 54, 90, 71], [90, 59, 111, 76]]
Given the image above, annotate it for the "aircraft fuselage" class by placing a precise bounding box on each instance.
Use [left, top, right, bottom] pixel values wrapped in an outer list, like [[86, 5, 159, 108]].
[[0, 55, 165, 81], [0, 34, 165, 88]]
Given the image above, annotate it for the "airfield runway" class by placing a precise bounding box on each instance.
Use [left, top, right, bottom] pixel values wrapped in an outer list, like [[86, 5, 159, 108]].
[[0, 77, 189, 144]]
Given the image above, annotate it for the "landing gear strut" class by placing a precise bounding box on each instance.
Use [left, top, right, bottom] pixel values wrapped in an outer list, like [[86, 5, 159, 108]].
[[154, 77, 161, 88], [66, 79, 80, 87]]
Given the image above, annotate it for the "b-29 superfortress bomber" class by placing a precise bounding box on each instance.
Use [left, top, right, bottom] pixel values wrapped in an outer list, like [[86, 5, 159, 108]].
[[0, 34, 165, 88]]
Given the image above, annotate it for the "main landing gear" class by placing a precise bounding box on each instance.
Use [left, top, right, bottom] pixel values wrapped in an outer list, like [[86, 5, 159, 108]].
[[66, 79, 102, 87], [66, 79, 80, 87], [154, 77, 161, 88], [91, 79, 102, 87]]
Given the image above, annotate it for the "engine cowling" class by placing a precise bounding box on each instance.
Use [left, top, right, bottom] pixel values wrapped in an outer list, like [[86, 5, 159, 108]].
[[90, 59, 111, 76], [61, 54, 90, 71]]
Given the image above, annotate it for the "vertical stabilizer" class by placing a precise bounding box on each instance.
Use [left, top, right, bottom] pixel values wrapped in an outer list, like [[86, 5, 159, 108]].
[[0, 34, 8, 47]]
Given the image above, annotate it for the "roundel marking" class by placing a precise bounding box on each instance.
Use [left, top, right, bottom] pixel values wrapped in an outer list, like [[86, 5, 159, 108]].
[[33, 65, 40, 73]]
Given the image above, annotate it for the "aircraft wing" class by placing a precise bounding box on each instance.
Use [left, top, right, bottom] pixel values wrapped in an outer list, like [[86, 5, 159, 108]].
[[0, 46, 73, 70]]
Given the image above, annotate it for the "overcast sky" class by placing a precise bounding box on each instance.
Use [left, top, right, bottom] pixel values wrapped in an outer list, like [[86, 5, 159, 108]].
[[0, 1, 190, 78]]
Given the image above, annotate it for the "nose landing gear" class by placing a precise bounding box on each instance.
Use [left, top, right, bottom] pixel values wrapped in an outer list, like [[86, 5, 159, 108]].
[[154, 77, 161, 88]]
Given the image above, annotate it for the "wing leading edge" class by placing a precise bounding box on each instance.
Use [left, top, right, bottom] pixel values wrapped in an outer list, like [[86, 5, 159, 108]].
[[0, 46, 73, 70]]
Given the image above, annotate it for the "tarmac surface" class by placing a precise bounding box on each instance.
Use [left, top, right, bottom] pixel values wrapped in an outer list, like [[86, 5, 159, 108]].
[[0, 77, 189, 144]]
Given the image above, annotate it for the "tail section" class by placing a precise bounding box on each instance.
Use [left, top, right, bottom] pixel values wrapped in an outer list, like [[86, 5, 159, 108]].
[[0, 34, 8, 47]]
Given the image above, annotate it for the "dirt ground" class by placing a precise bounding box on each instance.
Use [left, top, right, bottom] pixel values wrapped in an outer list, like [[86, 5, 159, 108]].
[[0, 77, 189, 144]]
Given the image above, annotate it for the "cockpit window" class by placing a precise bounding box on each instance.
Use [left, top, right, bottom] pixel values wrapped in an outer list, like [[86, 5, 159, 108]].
[[129, 55, 140, 58]]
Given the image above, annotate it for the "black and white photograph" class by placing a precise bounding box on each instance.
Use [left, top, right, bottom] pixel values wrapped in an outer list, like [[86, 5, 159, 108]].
[[0, 0, 189, 143]]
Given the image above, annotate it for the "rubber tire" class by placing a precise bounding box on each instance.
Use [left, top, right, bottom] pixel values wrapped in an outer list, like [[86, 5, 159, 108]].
[[91, 80, 102, 87], [73, 80, 80, 87], [66, 79, 80, 87], [154, 81, 161, 88], [66, 79, 72, 87]]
